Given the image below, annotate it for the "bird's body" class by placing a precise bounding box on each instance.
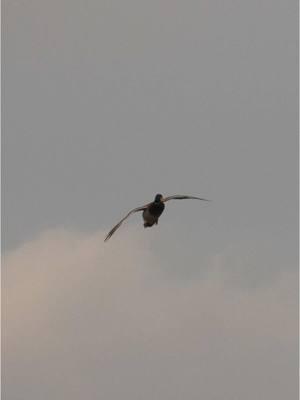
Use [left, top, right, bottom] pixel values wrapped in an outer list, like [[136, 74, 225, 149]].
[[104, 193, 210, 241], [143, 199, 165, 227]]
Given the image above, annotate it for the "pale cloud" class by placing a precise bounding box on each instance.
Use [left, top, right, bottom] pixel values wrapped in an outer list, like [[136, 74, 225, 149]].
[[3, 229, 298, 400]]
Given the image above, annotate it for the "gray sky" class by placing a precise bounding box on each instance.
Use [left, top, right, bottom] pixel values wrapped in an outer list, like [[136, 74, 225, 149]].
[[2, 0, 298, 399]]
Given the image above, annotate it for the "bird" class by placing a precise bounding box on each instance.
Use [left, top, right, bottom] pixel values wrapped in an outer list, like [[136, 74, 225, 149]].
[[104, 193, 210, 242]]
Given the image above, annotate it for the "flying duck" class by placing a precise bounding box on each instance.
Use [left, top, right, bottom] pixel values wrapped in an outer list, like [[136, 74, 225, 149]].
[[104, 193, 210, 241]]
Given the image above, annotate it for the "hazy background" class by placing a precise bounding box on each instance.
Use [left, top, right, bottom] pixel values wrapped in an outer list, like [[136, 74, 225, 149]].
[[2, 0, 298, 399]]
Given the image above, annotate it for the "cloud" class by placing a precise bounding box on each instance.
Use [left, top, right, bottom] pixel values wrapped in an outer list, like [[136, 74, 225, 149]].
[[3, 229, 298, 400]]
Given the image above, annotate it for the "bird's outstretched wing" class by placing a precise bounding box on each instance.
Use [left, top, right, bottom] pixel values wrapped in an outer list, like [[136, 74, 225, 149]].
[[104, 205, 148, 242], [162, 195, 211, 202]]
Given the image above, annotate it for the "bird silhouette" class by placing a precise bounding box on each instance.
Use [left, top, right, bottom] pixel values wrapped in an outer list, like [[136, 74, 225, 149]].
[[104, 193, 210, 242]]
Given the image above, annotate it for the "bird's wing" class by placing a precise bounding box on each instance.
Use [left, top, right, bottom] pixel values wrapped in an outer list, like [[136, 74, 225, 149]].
[[104, 204, 149, 242], [162, 195, 211, 202]]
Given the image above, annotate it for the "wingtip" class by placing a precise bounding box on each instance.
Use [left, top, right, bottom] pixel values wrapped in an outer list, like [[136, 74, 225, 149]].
[[195, 197, 211, 202]]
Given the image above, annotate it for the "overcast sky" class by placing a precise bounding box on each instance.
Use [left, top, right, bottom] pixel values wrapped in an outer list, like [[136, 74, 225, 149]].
[[2, 0, 298, 399]]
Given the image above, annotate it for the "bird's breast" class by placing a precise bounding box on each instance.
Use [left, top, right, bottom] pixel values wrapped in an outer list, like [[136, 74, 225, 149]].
[[148, 202, 165, 217]]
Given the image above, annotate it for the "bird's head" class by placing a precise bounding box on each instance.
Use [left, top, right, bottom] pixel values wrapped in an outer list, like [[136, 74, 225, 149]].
[[154, 193, 163, 203]]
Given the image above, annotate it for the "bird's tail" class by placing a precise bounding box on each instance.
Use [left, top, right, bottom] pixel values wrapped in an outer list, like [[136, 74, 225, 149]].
[[144, 222, 154, 228]]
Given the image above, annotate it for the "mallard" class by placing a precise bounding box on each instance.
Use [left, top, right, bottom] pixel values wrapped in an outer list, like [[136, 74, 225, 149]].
[[104, 193, 210, 241]]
